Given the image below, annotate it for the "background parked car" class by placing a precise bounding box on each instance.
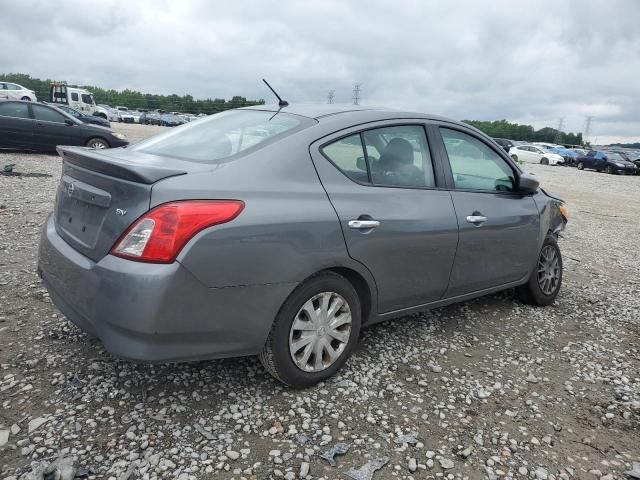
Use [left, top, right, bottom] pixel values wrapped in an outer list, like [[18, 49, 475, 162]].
[[95, 104, 119, 122], [0, 100, 128, 151], [575, 150, 638, 175], [54, 104, 111, 128], [508, 144, 564, 165], [159, 113, 183, 126], [548, 146, 579, 165], [492, 138, 515, 152], [140, 112, 162, 125], [118, 109, 136, 123], [0, 82, 37, 101]]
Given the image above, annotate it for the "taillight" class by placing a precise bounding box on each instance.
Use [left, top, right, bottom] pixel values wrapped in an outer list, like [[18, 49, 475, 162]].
[[111, 200, 244, 263]]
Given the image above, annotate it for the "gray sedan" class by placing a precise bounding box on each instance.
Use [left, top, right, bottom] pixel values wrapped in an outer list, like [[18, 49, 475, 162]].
[[38, 104, 568, 387]]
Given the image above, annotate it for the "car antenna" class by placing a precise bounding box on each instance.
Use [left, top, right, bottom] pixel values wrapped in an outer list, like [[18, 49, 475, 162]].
[[262, 78, 288, 120]]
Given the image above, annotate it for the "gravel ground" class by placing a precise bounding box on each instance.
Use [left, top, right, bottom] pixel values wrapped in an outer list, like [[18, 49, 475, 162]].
[[0, 124, 639, 480]]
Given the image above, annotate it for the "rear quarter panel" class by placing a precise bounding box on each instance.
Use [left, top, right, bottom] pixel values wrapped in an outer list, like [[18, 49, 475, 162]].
[[150, 135, 374, 290]]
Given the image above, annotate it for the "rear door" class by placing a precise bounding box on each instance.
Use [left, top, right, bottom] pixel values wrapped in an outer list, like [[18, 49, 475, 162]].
[[432, 125, 539, 297], [31, 104, 83, 149], [310, 121, 459, 313], [0, 102, 34, 148]]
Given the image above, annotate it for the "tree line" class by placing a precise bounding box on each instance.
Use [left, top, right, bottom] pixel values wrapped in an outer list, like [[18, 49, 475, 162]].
[[463, 119, 584, 146], [0, 73, 265, 114]]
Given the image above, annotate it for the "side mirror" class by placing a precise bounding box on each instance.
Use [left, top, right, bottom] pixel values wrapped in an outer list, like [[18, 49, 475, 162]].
[[64, 119, 74, 126], [518, 172, 539, 194], [356, 156, 367, 171]]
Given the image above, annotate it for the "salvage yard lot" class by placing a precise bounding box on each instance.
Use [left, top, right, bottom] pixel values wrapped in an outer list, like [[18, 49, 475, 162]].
[[0, 123, 639, 480]]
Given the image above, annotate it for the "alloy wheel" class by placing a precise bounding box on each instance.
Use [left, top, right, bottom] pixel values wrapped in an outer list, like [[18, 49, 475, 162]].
[[289, 292, 352, 373], [537, 245, 560, 296]]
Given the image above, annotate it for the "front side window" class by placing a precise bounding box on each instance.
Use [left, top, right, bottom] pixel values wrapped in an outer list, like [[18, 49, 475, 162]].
[[134, 110, 307, 162], [81, 94, 94, 104], [0, 83, 7, 90], [440, 128, 516, 192], [32, 104, 67, 123], [71, 92, 79, 101], [0, 102, 29, 119]]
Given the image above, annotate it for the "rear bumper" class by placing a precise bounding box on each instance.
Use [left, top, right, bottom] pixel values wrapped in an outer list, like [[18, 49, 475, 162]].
[[38, 214, 295, 362]]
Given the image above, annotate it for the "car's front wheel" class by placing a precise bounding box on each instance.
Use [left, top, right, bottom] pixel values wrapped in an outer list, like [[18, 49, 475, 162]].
[[259, 272, 361, 387], [511, 154, 518, 161], [540, 157, 549, 165], [605, 165, 615, 174], [21, 96, 31, 101], [86, 137, 109, 149], [577, 161, 584, 170], [517, 234, 562, 306]]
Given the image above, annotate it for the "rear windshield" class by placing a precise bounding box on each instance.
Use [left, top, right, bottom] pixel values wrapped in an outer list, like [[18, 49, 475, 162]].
[[134, 110, 308, 162]]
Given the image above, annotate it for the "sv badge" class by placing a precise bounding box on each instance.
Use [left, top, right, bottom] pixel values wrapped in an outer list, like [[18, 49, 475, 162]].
[[115, 208, 128, 216]]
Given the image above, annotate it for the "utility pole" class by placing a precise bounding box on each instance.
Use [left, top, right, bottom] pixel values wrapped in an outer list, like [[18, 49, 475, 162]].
[[327, 90, 334, 104], [553, 117, 564, 144], [352, 83, 362, 106], [584, 116, 593, 145]]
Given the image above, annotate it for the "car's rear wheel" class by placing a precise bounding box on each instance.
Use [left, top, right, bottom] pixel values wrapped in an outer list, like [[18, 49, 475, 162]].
[[517, 234, 562, 306], [605, 165, 615, 174], [259, 272, 361, 387], [511, 154, 518, 161], [86, 137, 109, 149], [577, 161, 584, 170], [540, 157, 549, 165]]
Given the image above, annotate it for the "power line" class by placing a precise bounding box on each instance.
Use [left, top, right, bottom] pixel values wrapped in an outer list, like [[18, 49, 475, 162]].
[[352, 82, 362, 106], [327, 90, 334, 104]]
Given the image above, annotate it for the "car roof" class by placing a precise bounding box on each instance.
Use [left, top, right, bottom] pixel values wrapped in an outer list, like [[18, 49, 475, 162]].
[[240, 103, 459, 124]]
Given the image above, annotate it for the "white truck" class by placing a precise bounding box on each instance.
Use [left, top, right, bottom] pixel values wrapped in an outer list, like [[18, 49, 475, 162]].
[[50, 83, 98, 115]]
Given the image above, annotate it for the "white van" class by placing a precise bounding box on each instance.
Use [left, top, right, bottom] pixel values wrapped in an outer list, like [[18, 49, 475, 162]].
[[50, 83, 97, 115]]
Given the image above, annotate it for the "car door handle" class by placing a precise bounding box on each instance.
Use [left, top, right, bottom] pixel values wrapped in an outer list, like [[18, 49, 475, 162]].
[[466, 215, 487, 224], [348, 219, 381, 230]]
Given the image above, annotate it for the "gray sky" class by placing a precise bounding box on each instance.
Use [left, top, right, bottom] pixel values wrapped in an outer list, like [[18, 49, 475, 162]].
[[2, 0, 639, 143]]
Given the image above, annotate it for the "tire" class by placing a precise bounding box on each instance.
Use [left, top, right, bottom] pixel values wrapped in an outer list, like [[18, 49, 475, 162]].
[[21, 96, 31, 101], [96, 112, 107, 120], [540, 157, 549, 165], [517, 234, 562, 306], [605, 165, 615, 175], [259, 272, 362, 387], [511, 154, 518, 161], [577, 161, 584, 170], [86, 137, 109, 149]]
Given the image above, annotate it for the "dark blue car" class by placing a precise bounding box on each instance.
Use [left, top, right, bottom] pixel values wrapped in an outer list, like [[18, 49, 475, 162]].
[[576, 150, 638, 175], [56, 104, 111, 128]]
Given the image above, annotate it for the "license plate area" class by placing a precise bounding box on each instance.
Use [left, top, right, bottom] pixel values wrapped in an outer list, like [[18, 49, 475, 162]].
[[56, 175, 111, 249]]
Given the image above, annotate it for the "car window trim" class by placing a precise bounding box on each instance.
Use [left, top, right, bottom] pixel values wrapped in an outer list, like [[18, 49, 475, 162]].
[[316, 120, 447, 191], [428, 122, 524, 196]]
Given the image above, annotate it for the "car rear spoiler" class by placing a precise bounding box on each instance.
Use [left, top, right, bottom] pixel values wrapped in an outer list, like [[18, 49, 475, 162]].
[[57, 146, 187, 184]]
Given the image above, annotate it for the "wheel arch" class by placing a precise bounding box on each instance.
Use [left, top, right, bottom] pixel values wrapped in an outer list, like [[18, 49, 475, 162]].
[[324, 266, 374, 325]]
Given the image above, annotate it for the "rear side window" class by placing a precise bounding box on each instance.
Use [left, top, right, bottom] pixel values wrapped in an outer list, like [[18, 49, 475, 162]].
[[71, 92, 79, 101], [0, 102, 29, 119], [322, 125, 436, 188], [134, 110, 307, 162], [32, 105, 67, 123], [440, 128, 516, 192], [321, 135, 369, 183]]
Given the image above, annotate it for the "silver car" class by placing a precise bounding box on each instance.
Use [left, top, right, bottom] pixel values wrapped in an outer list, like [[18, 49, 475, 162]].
[[38, 105, 568, 387]]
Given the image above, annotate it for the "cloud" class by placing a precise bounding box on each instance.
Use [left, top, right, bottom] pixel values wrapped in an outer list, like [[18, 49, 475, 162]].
[[1, 0, 638, 140]]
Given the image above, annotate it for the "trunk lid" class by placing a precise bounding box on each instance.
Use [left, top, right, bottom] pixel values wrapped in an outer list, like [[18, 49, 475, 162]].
[[54, 146, 189, 261]]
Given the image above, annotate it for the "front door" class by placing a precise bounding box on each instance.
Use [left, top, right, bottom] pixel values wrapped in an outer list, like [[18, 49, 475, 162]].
[[31, 104, 80, 150], [311, 122, 459, 313], [433, 126, 540, 297], [0, 102, 33, 148]]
